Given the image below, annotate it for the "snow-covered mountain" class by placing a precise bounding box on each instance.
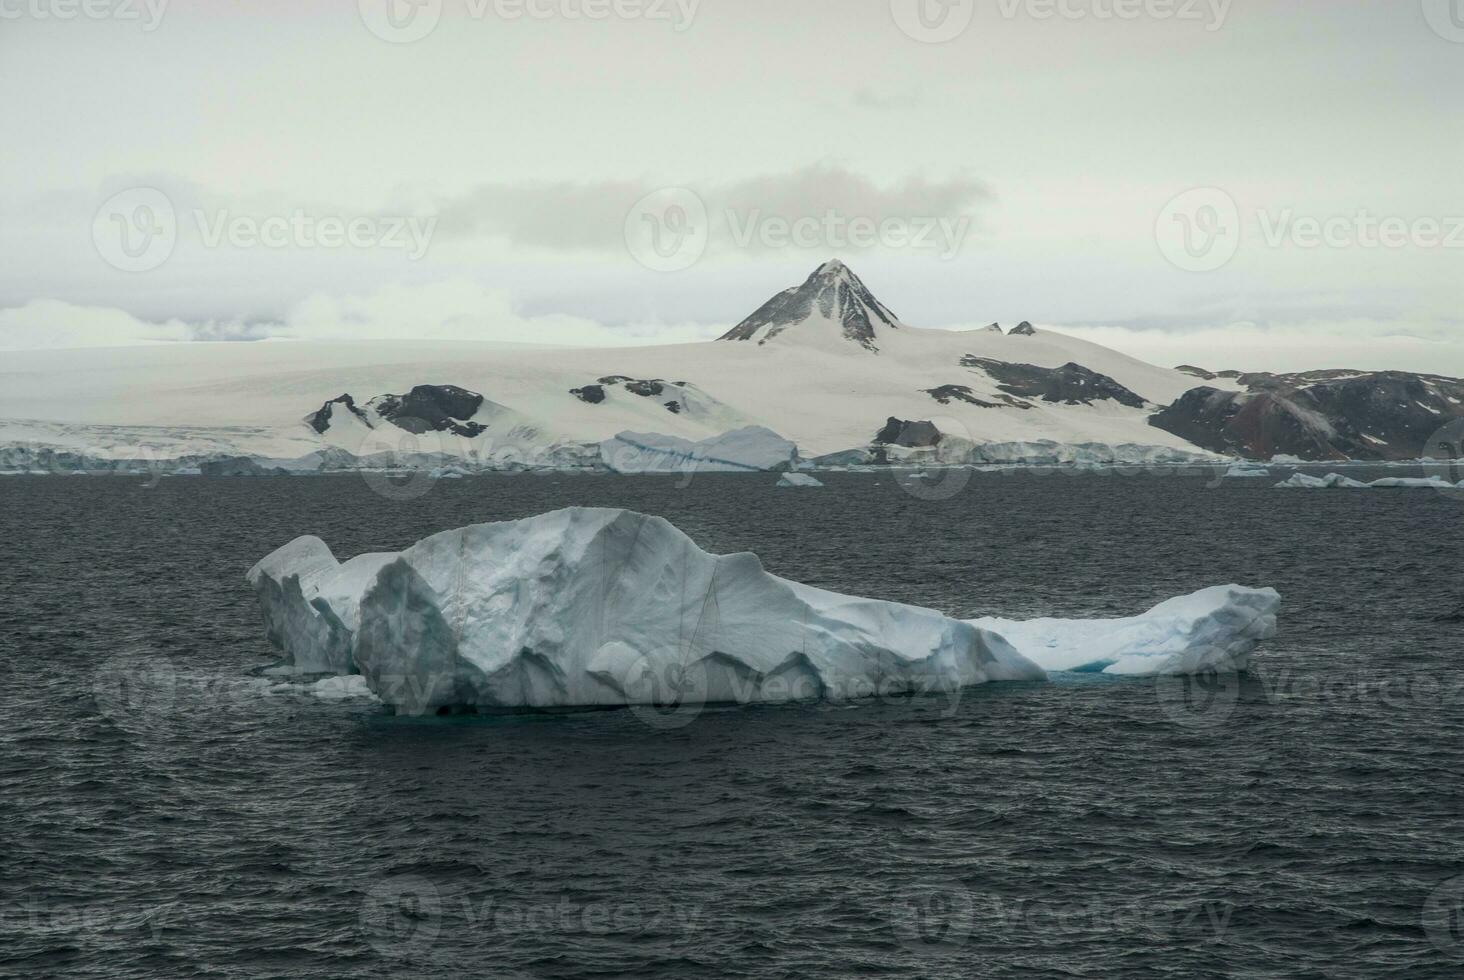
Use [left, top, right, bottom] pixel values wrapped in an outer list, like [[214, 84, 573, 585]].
[[3, 261, 1456, 471], [717, 259, 905, 352]]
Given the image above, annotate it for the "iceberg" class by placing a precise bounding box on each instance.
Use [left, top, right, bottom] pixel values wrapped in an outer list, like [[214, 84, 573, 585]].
[[1223, 462, 1272, 479], [246, 538, 395, 675], [599, 426, 797, 474], [251, 508, 1043, 714], [1366, 476, 1458, 489], [776, 472, 824, 488], [1275, 472, 1458, 489], [247, 508, 1282, 715], [972, 586, 1280, 675]]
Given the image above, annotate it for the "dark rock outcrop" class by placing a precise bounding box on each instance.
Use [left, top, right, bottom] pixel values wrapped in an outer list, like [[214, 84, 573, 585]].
[[308, 394, 370, 434], [570, 385, 606, 405], [1150, 371, 1464, 461], [1008, 321, 1037, 336], [875, 418, 943, 448], [962, 358, 1147, 408], [375, 385, 487, 438], [925, 385, 1002, 408], [1176, 365, 1218, 381], [587, 377, 669, 398], [624, 379, 665, 398], [718, 260, 903, 353], [309, 385, 488, 439]]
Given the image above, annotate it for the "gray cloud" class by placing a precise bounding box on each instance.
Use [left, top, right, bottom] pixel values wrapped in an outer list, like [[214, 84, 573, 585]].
[[429, 164, 990, 253]]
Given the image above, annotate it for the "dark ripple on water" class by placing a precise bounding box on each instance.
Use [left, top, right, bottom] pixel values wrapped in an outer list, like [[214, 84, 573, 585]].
[[3, 471, 1464, 978]]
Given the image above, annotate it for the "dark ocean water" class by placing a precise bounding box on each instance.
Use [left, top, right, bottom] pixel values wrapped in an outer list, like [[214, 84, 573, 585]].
[[4, 469, 1464, 979]]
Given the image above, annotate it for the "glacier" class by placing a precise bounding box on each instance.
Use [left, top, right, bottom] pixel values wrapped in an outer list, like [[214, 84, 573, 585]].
[[246, 508, 1282, 715]]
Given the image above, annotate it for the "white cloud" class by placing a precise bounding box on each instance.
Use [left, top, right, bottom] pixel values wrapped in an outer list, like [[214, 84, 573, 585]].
[[0, 300, 193, 351], [275, 281, 721, 347], [0, 283, 722, 353]]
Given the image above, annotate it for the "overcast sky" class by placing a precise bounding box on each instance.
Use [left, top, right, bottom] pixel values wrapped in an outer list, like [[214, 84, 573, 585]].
[[2, 0, 1462, 372]]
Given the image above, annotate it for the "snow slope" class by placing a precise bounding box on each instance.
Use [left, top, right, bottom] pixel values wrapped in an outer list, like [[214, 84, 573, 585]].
[[0, 262, 1237, 464], [247, 508, 1283, 714]]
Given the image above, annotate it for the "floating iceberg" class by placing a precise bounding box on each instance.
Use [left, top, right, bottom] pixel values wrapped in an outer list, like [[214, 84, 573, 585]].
[[1275, 473, 1368, 489], [972, 586, 1280, 675], [246, 538, 395, 675], [247, 508, 1282, 715], [1275, 472, 1459, 490], [599, 426, 797, 474], [1367, 476, 1458, 489], [777, 472, 824, 488], [1223, 462, 1272, 479]]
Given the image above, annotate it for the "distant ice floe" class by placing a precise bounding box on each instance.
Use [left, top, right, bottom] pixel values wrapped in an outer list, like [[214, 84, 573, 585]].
[[246, 508, 1282, 716], [776, 472, 824, 488], [1276, 473, 1460, 490], [599, 426, 797, 474], [1223, 462, 1272, 479]]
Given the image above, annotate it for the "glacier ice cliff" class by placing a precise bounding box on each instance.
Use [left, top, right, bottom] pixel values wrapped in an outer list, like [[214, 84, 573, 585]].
[[247, 508, 1281, 715]]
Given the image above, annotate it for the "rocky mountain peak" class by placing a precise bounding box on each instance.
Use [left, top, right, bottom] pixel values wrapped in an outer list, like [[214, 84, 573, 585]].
[[718, 260, 905, 353]]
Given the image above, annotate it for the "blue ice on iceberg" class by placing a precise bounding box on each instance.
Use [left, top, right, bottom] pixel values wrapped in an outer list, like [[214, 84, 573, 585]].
[[247, 508, 1281, 715]]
